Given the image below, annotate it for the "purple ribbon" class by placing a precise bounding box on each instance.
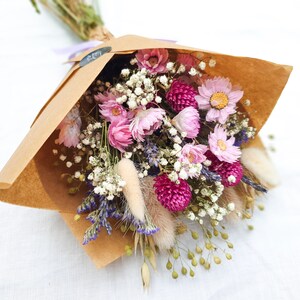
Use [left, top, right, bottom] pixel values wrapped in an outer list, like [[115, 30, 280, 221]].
[[54, 40, 102, 59], [54, 38, 177, 60]]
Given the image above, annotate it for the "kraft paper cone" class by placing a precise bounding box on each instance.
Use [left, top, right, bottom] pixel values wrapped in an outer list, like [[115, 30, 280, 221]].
[[0, 34, 292, 268]]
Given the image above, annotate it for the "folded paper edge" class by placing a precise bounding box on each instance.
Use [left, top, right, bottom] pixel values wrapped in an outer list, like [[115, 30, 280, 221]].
[[0, 34, 292, 197]]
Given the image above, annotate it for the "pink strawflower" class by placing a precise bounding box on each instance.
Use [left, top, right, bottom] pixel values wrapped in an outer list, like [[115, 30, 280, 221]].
[[177, 53, 195, 71], [166, 80, 198, 112], [136, 49, 169, 74], [206, 151, 243, 187], [208, 125, 241, 163], [99, 100, 127, 123], [172, 107, 200, 139], [130, 108, 165, 142], [195, 77, 244, 124], [94, 91, 118, 103], [108, 120, 133, 152], [153, 174, 192, 212], [179, 144, 208, 164], [57, 106, 81, 147]]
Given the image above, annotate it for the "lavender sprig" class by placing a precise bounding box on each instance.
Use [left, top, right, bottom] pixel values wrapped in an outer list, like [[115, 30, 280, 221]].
[[234, 129, 249, 146], [121, 205, 159, 235], [77, 193, 98, 214], [201, 166, 221, 182], [83, 196, 113, 245], [242, 175, 268, 193], [144, 140, 159, 167]]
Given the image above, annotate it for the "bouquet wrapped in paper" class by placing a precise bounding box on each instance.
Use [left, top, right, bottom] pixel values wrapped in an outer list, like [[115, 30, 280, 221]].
[[0, 1, 292, 286]]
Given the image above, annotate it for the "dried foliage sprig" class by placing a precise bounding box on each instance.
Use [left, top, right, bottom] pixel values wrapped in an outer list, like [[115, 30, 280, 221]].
[[30, 0, 113, 40]]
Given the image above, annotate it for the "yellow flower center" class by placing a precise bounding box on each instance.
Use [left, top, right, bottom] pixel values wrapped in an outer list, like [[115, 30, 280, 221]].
[[217, 139, 227, 151], [210, 92, 229, 110], [112, 107, 121, 116], [188, 152, 195, 163]]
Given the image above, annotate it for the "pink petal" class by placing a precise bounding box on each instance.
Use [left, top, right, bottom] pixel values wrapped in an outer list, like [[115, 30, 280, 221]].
[[196, 96, 210, 110], [228, 90, 243, 103], [218, 109, 230, 124], [199, 85, 213, 98], [206, 109, 220, 122]]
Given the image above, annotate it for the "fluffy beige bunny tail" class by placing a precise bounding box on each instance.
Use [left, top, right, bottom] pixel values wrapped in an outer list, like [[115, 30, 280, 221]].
[[141, 177, 176, 250], [219, 187, 244, 222], [241, 147, 279, 188], [115, 158, 145, 222]]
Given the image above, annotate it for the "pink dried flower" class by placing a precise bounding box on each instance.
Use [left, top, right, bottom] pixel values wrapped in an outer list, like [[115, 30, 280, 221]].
[[179, 144, 208, 164], [195, 77, 244, 124], [99, 100, 128, 123], [153, 174, 192, 212], [166, 80, 198, 112], [130, 108, 165, 142], [136, 49, 169, 74], [172, 107, 200, 139], [108, 120, 132, 152], [57, 106, 81, 147], [177, 53, 195, 71], [208, 125, 241, 163], [206, 151, 243, 187], [94, 91, 118, 103]]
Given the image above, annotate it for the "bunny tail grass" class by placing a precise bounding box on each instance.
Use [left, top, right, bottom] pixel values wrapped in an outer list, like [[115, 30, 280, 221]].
[[219, 187, 244, 222], [115, 158, 145, 222], [241, 147, 279, 188], [141, 177, 176, 250]]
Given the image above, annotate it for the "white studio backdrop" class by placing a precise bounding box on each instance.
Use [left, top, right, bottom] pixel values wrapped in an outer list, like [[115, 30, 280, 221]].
[[0, 0, 300, 299]]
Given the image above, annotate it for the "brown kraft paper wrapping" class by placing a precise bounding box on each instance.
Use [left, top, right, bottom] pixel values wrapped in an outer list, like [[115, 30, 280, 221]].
[[0, 34, 292, 268]]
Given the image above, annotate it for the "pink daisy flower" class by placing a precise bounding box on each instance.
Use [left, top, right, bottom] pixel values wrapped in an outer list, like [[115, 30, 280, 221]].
[[130, 108, 165, 142], [208, 125, 241, 163], [57, 106, 82, 148], [179, 143, 208, 164], [99, 100, 128, 123], [172, 107, 200, 139], [136, 49, 169, 74], [108, 119, 133, 152], [195, 77, 244, 124]]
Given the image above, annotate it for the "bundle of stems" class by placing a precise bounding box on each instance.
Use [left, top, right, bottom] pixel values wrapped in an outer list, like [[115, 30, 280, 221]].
[[30, 0, 112, 41]]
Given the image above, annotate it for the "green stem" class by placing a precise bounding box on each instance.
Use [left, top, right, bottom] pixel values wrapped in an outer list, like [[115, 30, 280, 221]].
[[54, 0, 80, 23]]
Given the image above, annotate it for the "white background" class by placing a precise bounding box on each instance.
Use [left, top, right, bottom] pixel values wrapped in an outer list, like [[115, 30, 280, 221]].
[[0, 0, 300, 299]]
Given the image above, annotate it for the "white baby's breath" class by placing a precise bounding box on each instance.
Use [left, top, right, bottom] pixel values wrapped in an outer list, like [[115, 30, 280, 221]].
[[155, 96, 162, 103], [227, 202, 235, 211], [188, 67, 197, 76], [121, 68, 130, 77], [199, 61, 206, 70], [209, 59, 216, 67]]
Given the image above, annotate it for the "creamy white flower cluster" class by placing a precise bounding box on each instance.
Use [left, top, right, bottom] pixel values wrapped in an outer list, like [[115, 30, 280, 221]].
[[165, 58, 216, 77], [77, 122, 102, 150], [186, 182, 235, 224], [156, 118, 203, 182], [88, 157, 126, 200], [55, 122, 104, 180], [225, 113, 256, 138], [115, 68, 162, 109]]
